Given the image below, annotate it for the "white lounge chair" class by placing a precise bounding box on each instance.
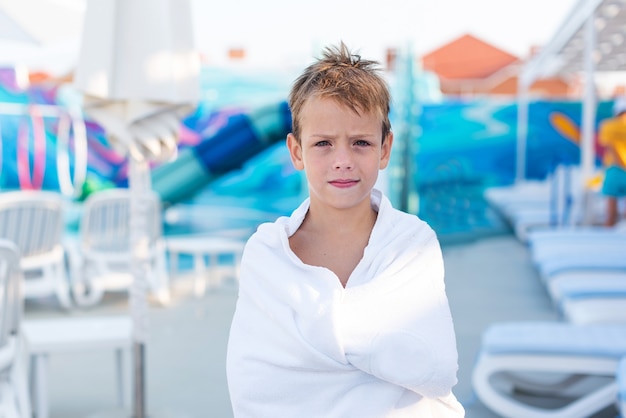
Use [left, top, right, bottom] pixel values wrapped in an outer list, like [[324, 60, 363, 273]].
[[526, 269, 626, 324], [547, 271, 626, 301], [71, 188, 170, 307], [561, 298, 626, 326], [520, 268, 626, 325], [0, 239, 31, 418], [472, 321, 625, 418], [484, 179, 553, 222], [510, 195, 608, 243], [527, 232, 626, 267], [0, 190, 72, 309], [524, 229, 626, 280], [548, 274, 626, 325], [485, 165, 604, 242], [537, 256, 626, 282]]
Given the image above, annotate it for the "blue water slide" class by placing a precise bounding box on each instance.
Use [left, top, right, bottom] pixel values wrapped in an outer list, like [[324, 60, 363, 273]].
[[152, 101, 292, 206]]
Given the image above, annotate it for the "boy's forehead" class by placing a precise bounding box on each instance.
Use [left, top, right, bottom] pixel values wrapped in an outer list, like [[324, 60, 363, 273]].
[[303, 95, 342, 108], [299, 97, 384, 135], [302, 96, 375, 117]]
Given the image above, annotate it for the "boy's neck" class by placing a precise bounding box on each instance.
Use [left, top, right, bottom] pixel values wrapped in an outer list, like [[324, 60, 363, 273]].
[[304, 197, 377, 235]]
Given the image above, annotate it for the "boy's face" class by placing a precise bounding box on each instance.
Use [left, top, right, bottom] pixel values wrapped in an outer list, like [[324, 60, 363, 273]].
[[287, 97, 393, 212]]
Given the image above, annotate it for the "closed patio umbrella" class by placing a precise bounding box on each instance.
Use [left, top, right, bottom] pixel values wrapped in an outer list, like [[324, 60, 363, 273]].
[[73, 0, 200, 416]]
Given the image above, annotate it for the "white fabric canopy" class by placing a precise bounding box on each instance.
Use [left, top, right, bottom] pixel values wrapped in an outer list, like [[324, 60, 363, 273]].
[[520, 0, 626, 84], [516, 0, 626, 224]]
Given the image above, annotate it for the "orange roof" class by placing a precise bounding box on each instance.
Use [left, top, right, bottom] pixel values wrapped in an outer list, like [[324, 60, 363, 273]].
[[422, 34, 519, 80]]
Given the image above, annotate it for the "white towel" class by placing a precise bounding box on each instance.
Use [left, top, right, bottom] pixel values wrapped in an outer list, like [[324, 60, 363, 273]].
[[227, 190, 464, 417]]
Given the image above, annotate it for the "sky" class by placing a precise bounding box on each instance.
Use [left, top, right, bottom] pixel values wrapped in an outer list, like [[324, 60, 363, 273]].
[[191, 0, 580, 69], [1, 0, 580, 75]]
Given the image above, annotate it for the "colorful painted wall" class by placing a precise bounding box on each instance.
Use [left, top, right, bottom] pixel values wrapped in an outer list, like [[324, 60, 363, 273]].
[[410, 98, 613, 241]]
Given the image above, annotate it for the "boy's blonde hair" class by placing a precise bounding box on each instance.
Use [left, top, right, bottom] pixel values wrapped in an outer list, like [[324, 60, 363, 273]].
[[288, 42, 392, 143]]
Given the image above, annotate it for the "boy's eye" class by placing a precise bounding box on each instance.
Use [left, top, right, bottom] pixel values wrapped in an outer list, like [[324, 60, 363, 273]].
[[315, 140, 330, 147], [355, 140, 371, 146]]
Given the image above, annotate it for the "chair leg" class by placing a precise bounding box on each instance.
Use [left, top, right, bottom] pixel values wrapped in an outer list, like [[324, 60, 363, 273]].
[[208, 253, 220, 289], [0, 381, 20, 418], [53, 264, 72, 310], [149, 250, 171, 306], [72, 280, 104, 308], [30, 354, 49, 418], [115, 349, 125, 408], [192, 253, 206, 298], [152, 287, 171, 307], [150, 277, 171, 307], [13, 335, 31, 418]]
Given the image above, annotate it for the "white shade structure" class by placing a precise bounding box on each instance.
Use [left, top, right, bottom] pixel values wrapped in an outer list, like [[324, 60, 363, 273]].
[[74, 0, 198, 104], [74, 0, 200, 163], [516, 0, 626, 222], [73, 1, 200, 417]]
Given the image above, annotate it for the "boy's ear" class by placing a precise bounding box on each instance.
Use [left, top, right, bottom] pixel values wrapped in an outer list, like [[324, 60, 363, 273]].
[[379, 131, 394, 170], [286, 133, 305, 170]]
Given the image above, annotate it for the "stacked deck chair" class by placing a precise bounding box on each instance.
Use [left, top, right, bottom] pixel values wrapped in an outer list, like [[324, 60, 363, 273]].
[[473, 222, 626, 417], [484, 165, 606, 242], [526, 228, 626, 324], [472, 321, 626, 418], [547, 270, 626, 325], [484, 179, 552, 222]]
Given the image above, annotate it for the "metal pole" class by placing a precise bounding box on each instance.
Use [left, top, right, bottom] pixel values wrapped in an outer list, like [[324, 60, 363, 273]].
[[132, 343, 146, 418], [516, 83, 529, 183], [399, 46, 418, 214], [129, 157, 151, 418], [581, 12, 597, 224]]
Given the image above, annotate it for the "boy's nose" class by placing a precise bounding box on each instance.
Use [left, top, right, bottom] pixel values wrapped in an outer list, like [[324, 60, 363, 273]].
[[333, 147, 353, 170]]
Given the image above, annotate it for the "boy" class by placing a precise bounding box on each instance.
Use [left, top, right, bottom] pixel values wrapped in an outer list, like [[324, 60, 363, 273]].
[[227, 42, 464, 417]]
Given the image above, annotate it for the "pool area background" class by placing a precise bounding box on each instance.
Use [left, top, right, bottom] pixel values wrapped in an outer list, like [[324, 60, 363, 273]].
[[0, 65, 614, 244]]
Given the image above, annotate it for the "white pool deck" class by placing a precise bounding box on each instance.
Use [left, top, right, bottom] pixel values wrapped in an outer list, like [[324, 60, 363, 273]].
[[22, 233, 590, 418]]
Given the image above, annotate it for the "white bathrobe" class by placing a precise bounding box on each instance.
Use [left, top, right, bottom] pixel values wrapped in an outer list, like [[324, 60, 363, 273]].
[[227, 190, 464, 417]]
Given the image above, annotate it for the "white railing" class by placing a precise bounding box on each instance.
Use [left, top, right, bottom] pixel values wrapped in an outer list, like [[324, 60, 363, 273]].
[[0, 102, 88, 198]]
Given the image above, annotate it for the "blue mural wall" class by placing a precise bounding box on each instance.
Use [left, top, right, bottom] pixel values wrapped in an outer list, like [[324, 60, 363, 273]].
[[410, 98, 613, 242]]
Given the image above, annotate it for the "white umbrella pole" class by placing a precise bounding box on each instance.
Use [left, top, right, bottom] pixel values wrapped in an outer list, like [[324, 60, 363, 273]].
[[580, 12, 597, 225], [516, 82, 529, 184], [128, 156, 151, 418]]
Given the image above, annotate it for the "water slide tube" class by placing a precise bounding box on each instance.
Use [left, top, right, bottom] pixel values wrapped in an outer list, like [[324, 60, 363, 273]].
[[152, 101, 292, 206]]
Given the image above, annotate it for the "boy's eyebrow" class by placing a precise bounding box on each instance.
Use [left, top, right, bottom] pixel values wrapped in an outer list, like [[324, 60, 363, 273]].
[[308, 133, 335, 139], [307, 132, 377, 140], [348, 133, 376, 138]]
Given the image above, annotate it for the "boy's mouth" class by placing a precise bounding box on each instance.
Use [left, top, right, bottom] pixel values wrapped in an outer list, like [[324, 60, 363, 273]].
[[329, 179, 359, 188]]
